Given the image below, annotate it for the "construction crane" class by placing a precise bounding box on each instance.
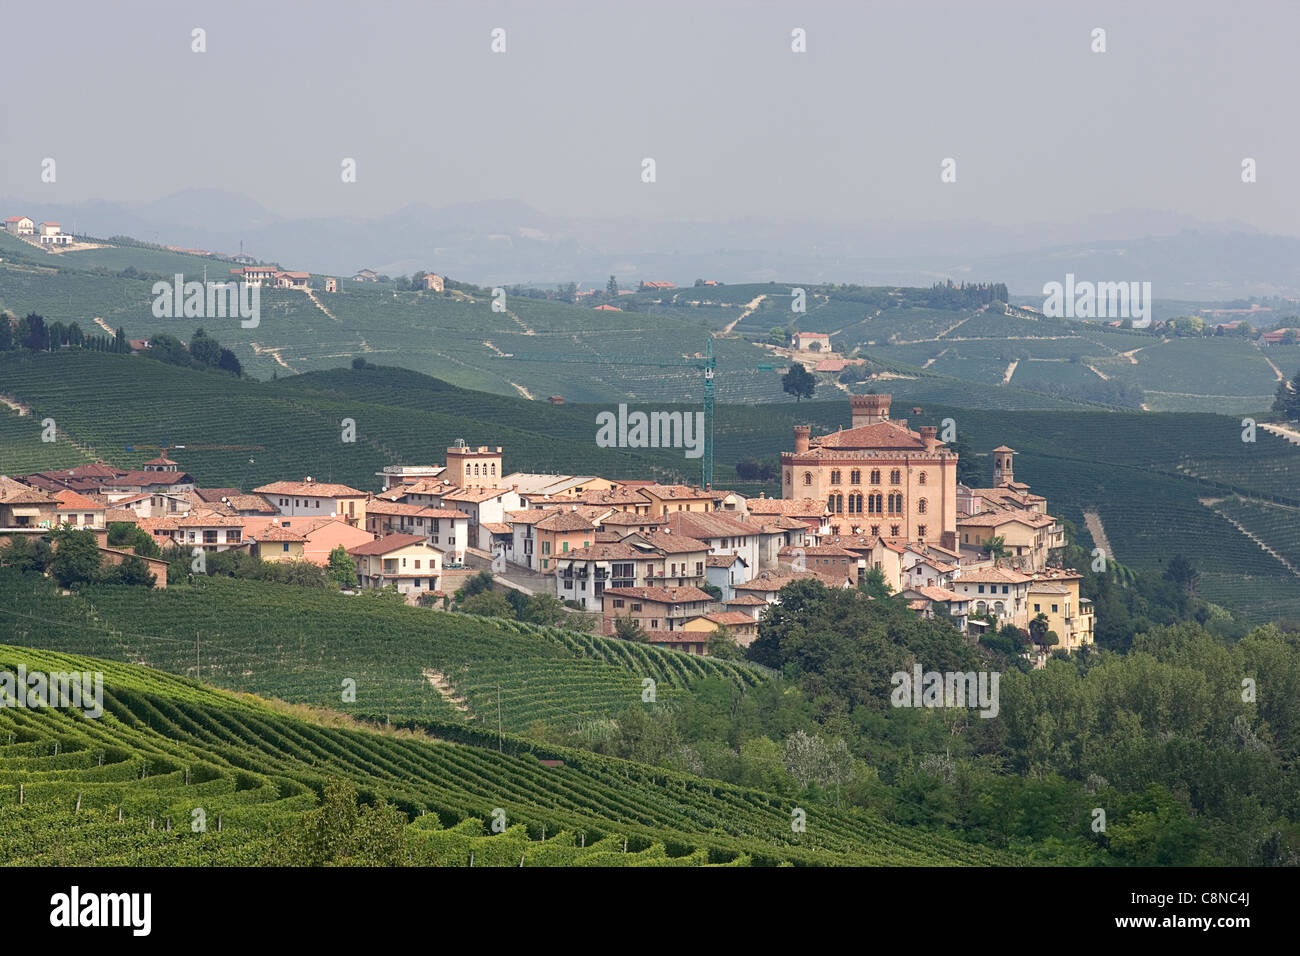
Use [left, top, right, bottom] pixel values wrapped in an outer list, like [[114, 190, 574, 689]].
[[476, 337, 720, 489]]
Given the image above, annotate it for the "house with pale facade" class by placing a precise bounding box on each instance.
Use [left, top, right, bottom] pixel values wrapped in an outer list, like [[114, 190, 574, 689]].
[[601, 585, 715, 639], [4, 216, 34, 236], [254, 478, 368, 528], [949, 567, 1032, 627], [347, 533, 442, 594]]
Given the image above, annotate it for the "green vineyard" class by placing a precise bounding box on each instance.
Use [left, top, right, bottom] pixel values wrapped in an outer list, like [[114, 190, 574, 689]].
[[0, 644, 1015, 866]]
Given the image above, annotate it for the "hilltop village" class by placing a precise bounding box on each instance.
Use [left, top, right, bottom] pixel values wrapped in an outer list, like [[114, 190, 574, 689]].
[[0, 394, 1091, 665]]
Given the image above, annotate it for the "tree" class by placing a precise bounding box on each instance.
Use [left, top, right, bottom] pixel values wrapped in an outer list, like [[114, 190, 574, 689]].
[[327, 545, 357, 588], [0, 313, 14, 351], [50, 528, 101, 588], [107, 521, 161, 558], [217, 348, 243, 377], [983, 535, 1008, 568], [1028, 611, 1050, 647], [22, 312, 46, 351], [614, 614, 649, 643], [769, 326, 787, 346], [858, 565, 893, 600], [948, 432, 981, 487], [458, 590, 513, 618], [782, 363, 816, 402], [351, 356, 368, 370], [189, 327, 222, 367], [268, 779, 407, 866], [1273, 371, 1300, 420], [0, 534, 53, 574], [707, 626, 744, 660], [1164, 554, 1200, 595], [113, 327, 128, 354], [99, 554, 156, 588], [1283, 329, 1299, 346], [521, 593, 566, 625]]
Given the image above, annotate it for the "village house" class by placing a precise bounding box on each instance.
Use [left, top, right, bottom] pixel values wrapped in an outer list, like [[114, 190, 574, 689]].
[[243, 521, 307, 562], [1026, 568, 1094, 653], [52, 490, 106, 532], [949, 567, 1033, 627], [618, 528, 710, 588], [375, 465, 446, 492], [440, 485, 523, 552], [352, 269, 378, 282], [421, 273, 444, 291], [174, 510, 246, 552], [637, 484, 718, 517], [555, 541, 661, 609], [445, 443, 503, 489], [254, 478, 368, 528], [601, 585, 715, 638], [705, 553, 750, 602], [899, 585, 971, 633], [364, 499, 470, 565], [273, 271, 311, 290], [681, 611, 759, 649], [0, 476, 58, 530], [348, 534, 442, 594], [237, 515, 373, 566], [777, 543, 859, 585]]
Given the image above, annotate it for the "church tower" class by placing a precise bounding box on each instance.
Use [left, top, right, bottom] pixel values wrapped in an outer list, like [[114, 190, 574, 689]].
[[992, 446, 1015, 486]]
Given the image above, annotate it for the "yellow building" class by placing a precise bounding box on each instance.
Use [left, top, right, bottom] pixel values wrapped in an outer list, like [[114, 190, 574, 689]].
[[1027, 569, 1094, 652], [782, 394, 958, 550], [445, 443, 503, 489], [637, 484, 717, 517]]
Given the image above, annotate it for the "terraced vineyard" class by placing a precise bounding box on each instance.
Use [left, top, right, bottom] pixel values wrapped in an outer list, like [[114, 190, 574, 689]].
[[0, 572, 766, 734], [1213, 498, 1300, 571], [0, 645, 1014, 866]]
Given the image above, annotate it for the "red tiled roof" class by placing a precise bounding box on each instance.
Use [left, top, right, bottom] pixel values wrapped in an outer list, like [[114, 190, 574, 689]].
[[347, 533, 429, 556], [254, 480, 366, 498], [603, 586, 714, 604]]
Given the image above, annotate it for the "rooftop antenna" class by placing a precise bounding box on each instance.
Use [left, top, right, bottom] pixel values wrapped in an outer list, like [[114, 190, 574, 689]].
[[702, 337, 715, 491]]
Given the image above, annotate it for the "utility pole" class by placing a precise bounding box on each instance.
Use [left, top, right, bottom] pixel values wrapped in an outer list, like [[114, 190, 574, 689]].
[[196, 631, 200, 678], [497, 684, 503, 752]]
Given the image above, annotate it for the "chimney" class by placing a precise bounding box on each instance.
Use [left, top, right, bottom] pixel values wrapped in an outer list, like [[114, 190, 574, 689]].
[[919, 426, 937, 452], [793, 425, 811, 454]]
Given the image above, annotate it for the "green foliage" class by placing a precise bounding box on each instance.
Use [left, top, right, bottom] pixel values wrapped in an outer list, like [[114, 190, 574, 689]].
[[107, 521, 161, 558], [782, 363, 816, 402], [50, 528, 101, 588], [326, 545, 357, 588]]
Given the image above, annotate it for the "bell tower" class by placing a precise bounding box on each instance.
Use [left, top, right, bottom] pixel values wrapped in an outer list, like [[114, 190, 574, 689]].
[[993, 445, 1015, 486]]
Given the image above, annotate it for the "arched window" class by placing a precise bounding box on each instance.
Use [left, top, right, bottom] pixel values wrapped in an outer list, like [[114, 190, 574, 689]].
[[491, 463, 497, 476], [917, 524, 927, 539], [975, 600, 987, 615], [830, 469, 841, 485], [890, 469, 901, 485], [918, 472, 927, 486], [803, 472, 812, 486], [849, 493, 863, 514], [918, 498, 927, 514], [827, 494, 836, 513], [834, 494, 844, 513], [870, 469, 881, 484], [474, 464, 480, 476], [850, 469, 861, 484]]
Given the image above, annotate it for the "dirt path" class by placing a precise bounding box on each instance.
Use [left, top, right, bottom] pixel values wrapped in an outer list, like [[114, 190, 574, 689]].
[[305, 289, 342, 323], [722, 294, 767, 334], [0, 393, 32, 416], [1261, 422, 1300, 445], [483, 340, 511, 358], [1257, 347, 1285, 382], [1001, 359, 1018, 384], [92, 316, 115, 336], [1116, 347, 1144, 364], [1082, 510, 1114, 561], [1086, 363, 1110, 381], [510, 382, 535, 400], [250, 342, 291, 370], [1209, 504, 1300, 577], [422, 668, 471, 713]]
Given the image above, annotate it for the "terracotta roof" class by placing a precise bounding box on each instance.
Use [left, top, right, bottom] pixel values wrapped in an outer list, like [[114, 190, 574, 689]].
[[778, 544, 856, 557], [52, 490, 103, 511], [954, 567, 1032, 584], [254, 480, 366, 498], [0, 476, 54, 505], [193, 487, 242, 503], [347, 533, 430, 556], [557, 542, 649, 562], [706, 554, 747, 567], [440, 486, 514, 503], [106, 471, 193, 487], [907, 585, 965, 602], [726, 594, 768, 606], [225, 494, 276, 513], [533, 510, 599, 532], [811, 421, 929, 451], [957, 510, 1054, 529], [665, 511, 758, 540], [1027, 582, 1070, 595], [175, 511, 244, 528], [104, 508, 139, 523], [735, 569, 852, 591], [480, 522, 512, 535], [634, 530, 710, 554], [603, 586, 714, 604], [703, 612, 757, 626], [745, 497, 829, 517], [638, 484, 716, 500], [247, 524, 306, 542], [598, 511, 663, 526]]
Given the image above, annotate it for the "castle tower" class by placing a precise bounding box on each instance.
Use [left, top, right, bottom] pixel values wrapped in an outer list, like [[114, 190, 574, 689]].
[[850, 393, 891, 429], [445, 441, 503, 489], [793, 425, 811, 454], [992, 445, 1015, 486]]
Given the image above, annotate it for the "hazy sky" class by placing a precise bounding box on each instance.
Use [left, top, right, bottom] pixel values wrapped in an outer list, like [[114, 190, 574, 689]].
[[4, 0, 1297, 233]]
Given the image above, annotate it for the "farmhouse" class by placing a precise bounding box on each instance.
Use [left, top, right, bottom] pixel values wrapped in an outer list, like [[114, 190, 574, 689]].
[[555, 541, 660, 609], [682, 611, 759, 648], [37, 222, 70, 246], [52, 490, 106, 531], [352, 269, 378, 282], [3, 216, 34, 236], [421, 273, 444, 291], [274, 271, 311, 290], [791, 332, 831, 351], [0, 476, 58, 530]]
